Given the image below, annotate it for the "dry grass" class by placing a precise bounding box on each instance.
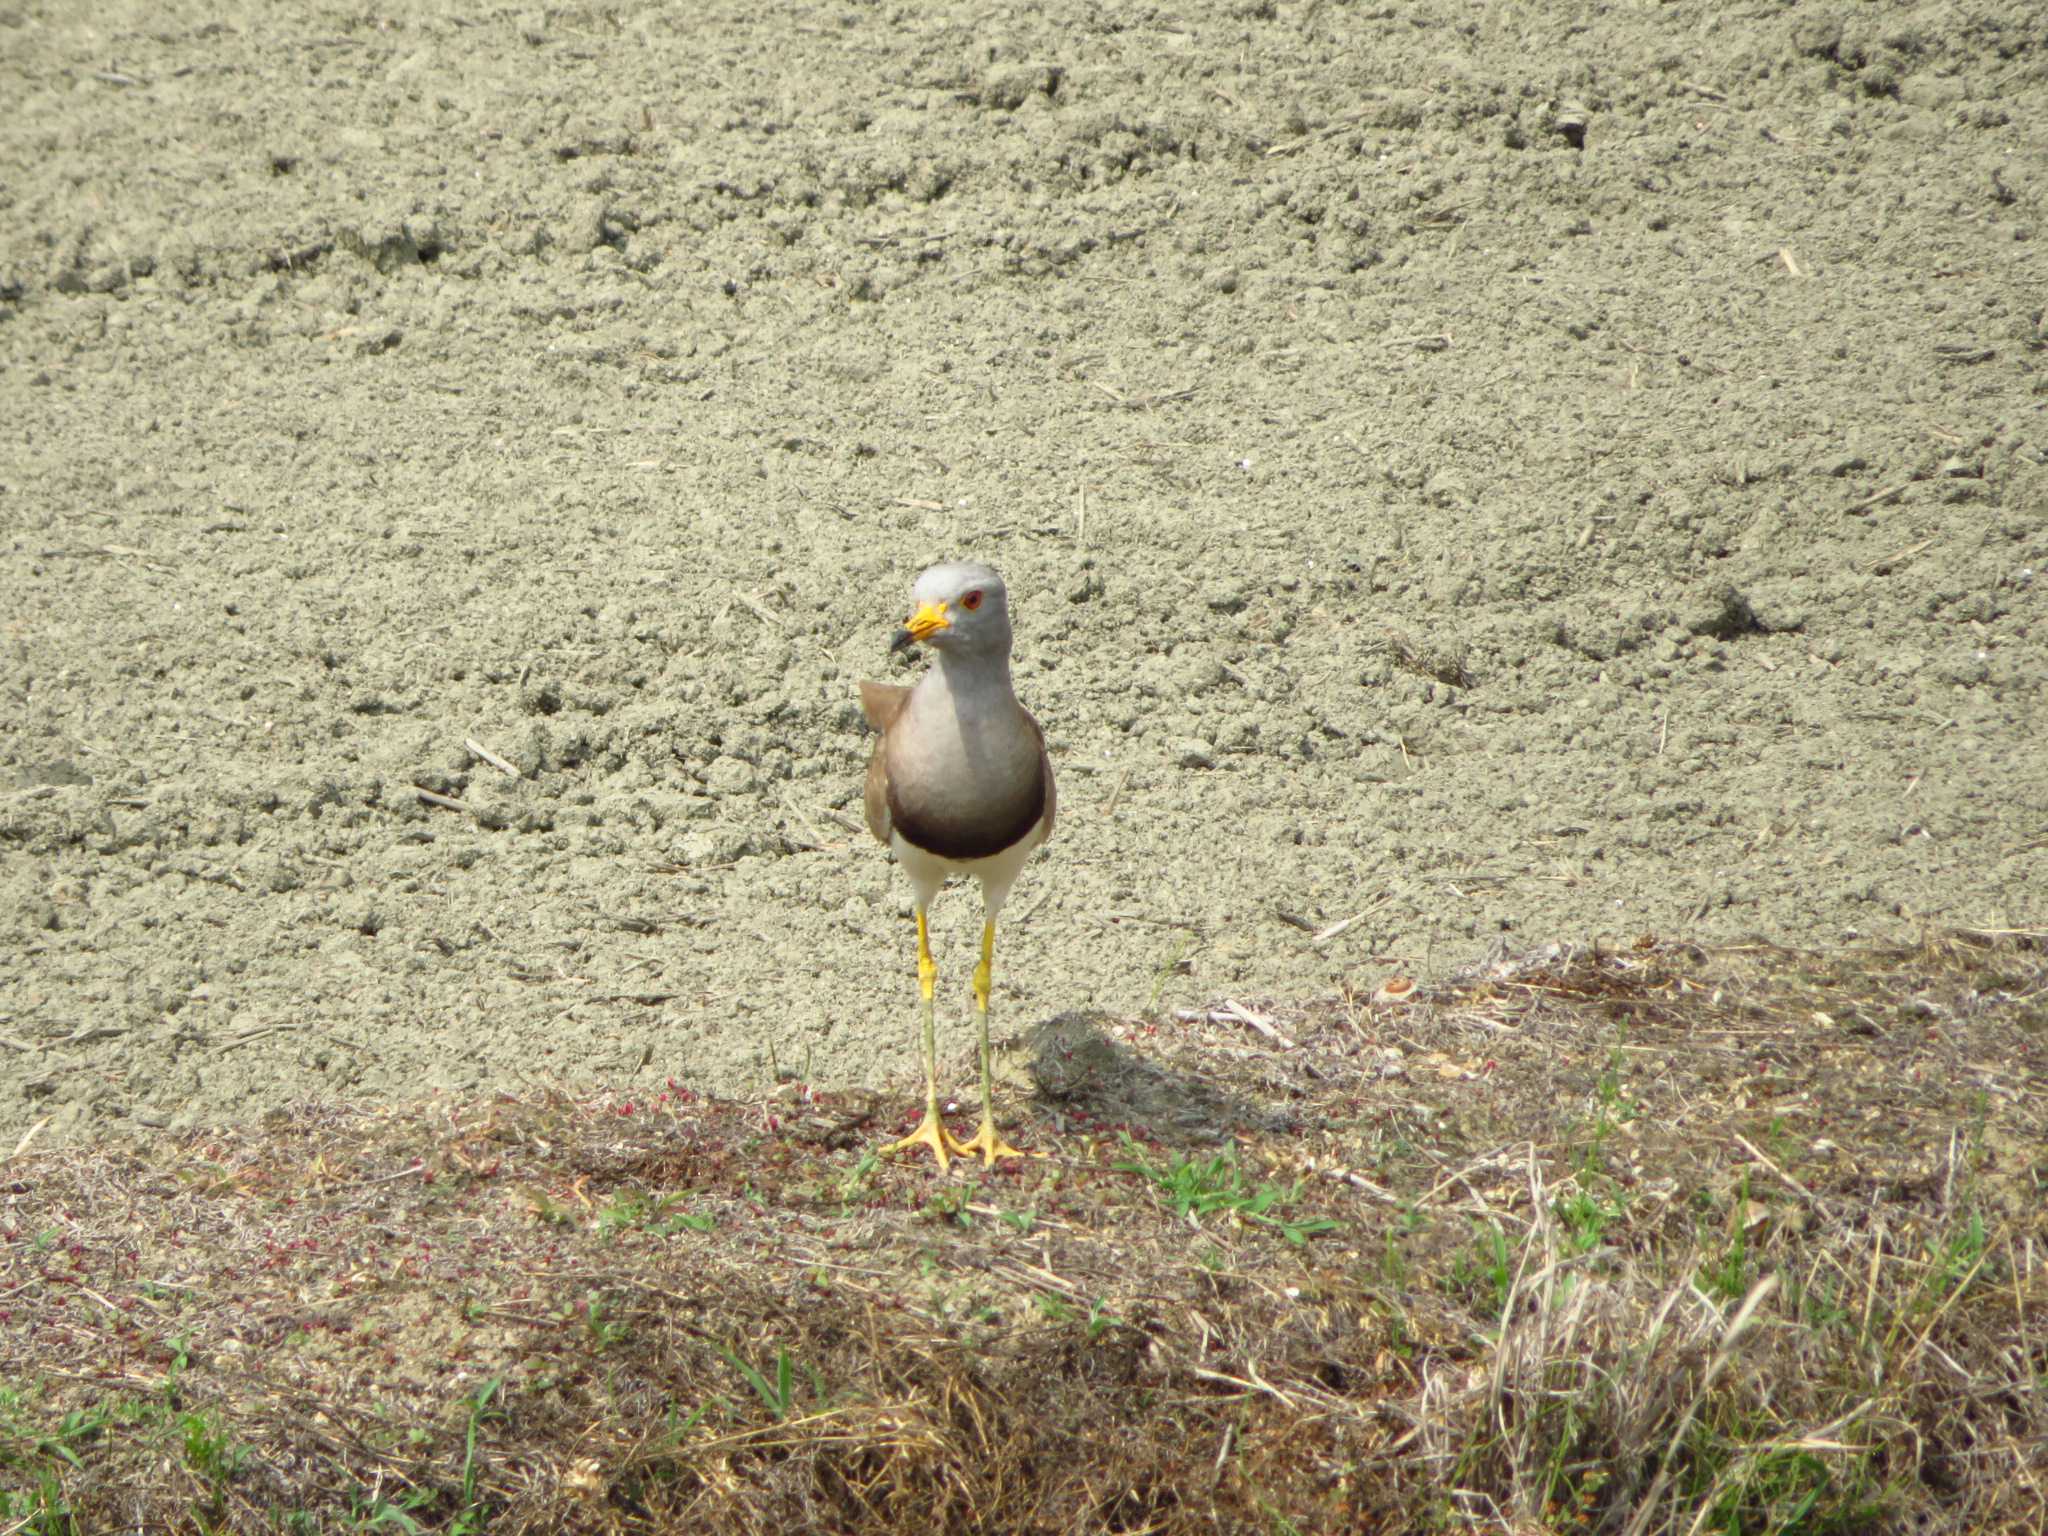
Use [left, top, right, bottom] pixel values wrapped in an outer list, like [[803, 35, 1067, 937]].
[[2, 931, 2044, 1533]]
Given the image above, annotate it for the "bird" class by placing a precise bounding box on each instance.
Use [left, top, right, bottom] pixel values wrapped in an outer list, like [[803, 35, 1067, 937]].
[[858, 562, 1055, 1169]]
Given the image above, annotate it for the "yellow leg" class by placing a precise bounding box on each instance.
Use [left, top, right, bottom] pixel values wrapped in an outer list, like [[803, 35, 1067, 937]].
[[884, 908, 966, 1169], [916, 908, 937, 1004], [955, 919, 1039, 1166]]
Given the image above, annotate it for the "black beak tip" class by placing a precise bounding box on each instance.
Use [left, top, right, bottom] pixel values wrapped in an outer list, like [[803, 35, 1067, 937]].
[[889, 627, 917, 655]]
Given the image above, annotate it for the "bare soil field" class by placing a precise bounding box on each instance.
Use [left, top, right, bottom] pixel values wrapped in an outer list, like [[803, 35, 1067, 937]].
[[1, 0, 2043, 1142]]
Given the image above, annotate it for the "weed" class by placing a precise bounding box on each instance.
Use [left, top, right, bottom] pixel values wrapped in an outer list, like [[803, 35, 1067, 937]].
[[581, 1297, 631, 1352], [1445, 1220, 1513, 1317], [350, 1487, 431, 1532], [1928, 1207, 1990, 1303], [0, 1473, 75, 1536], [594, 1191, 648, 1240], [1146, 930, 1193, 1014], [452, 1375, 506, 1533], [921, 1184, 972, 1228], [1114, 1137, 1339, 1245], [1697, 1170, 1753, 1304], [1698, 1230, 1752, 1306], [1677, 1436, 1882, 1536], [181, 1409, 244, 1482], [7, 1401, 110, 1476], [1788, 1268, 1851, 1333], [1592, 1033, 1640, 1124], [1382, 1202, 1429, 1285], [1377, 1295, 1413, 1360], [661, 1397, 719, 1444], [716, 1345, 828, 1422], [1380, 1227, 1408, 1287], [526, 1191, 575, 1227], [838, 1149, 881, 1209], [1886, 1205, 1996, 1347], [162, 1333, 192, 1406], [591, 1189, 712, 1240], [1551, 1179, 1623, 1257], [1966, 1089, 1991, 1165]]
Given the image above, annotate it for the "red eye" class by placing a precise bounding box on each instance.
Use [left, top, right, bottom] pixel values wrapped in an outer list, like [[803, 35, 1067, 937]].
[[961, 590, 984, 612]]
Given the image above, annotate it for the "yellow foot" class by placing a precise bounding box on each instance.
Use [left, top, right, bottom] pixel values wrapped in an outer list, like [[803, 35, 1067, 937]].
[[954, 1117, 1045, 1168], [882, 1108, 969, 1171]]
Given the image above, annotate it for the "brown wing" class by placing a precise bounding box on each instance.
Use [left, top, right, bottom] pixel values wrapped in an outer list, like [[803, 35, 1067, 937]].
[[859, 682, 911, 846], [863, 740, 893, 846], [859, 681, 911, 732]]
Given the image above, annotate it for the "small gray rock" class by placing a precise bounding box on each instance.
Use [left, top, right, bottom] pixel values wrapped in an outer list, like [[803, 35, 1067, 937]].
[[705, 756, 759, 796]]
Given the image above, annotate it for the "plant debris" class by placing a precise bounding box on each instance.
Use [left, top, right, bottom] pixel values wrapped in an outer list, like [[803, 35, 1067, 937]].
[[2, 931, 2043, 1532]]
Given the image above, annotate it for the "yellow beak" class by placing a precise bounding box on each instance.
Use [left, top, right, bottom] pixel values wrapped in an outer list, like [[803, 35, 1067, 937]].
[[891, 599, 951, 652]]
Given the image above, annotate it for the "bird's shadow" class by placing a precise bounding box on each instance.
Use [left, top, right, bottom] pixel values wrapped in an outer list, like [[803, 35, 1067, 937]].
[[1001, 1009, 1286, 1152]]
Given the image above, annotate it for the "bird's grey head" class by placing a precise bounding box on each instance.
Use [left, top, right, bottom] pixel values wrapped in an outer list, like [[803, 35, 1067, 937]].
[[891, 561, 1014, 661]]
